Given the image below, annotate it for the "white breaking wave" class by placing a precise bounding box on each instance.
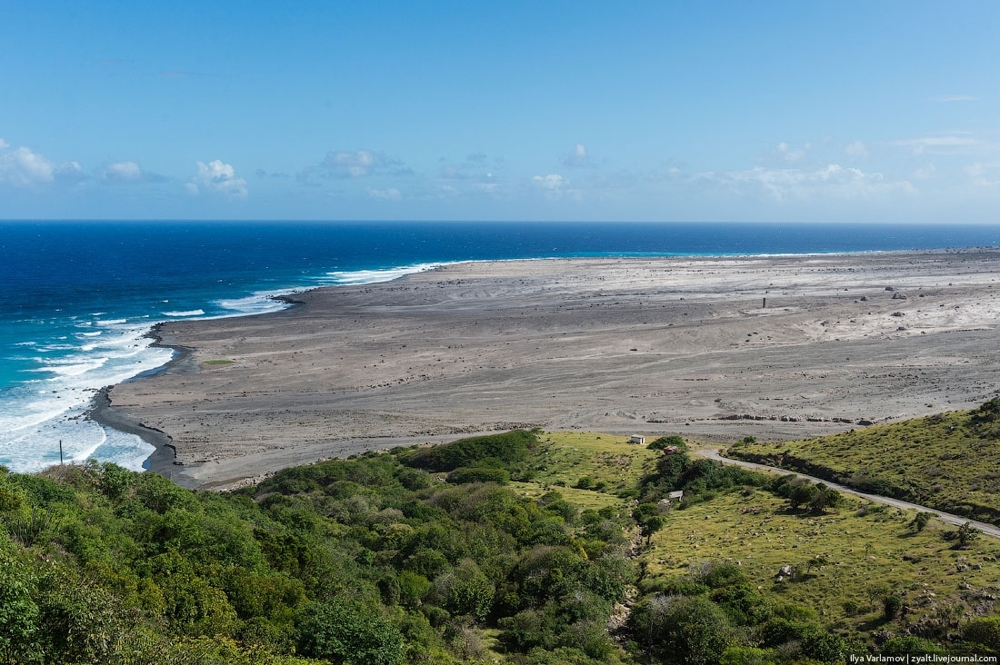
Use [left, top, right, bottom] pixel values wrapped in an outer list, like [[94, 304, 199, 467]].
[[35, 357, 110, 377], [323, 262, 440, 285], [37, 343, 76, 352], [163, 309, 206, 317], [213, 290, 296, 317], [0, 321, 171, 473]]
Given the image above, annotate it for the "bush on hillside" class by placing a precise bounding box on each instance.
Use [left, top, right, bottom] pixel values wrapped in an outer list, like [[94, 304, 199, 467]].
[[295, 601, 405, 665], [647, 435, 687, 451], [445, 467, 511, 485], [404, 430, 538, 472]]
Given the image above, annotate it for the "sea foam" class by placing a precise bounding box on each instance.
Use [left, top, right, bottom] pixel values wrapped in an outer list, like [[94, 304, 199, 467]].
[[323, 262, 440, 285], [163, 309, 205, 317], [213, 291, 293, 317], [0, 321, 170, 473]]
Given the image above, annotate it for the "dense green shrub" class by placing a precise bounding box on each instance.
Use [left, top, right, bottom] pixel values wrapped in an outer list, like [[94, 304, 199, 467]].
[[647, 435, 687, 451], [295, 600, 405, 665], [134, 472, 199, 514], [6, 474, 76, 507], [404, 430, 537, 471], [972, 398, 1000, 424], [0, 444, 644, 664], [882, 594, 903, 621], [97, 462, 134, 501], [629, 594, 732, 665], [445, 467, 511, 485], [0, 549, 40, 664], [964, 616, 1000, 652], [700, 561, 748, 589], [944, 521, 982, 548], [710, 584, 769, 626], [910, 511, 933, 532], [718, 646, 772, 665], [881, 635, 947, 657]]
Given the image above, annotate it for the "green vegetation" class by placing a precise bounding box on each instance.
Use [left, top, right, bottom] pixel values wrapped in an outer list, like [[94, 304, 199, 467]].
[[202, 359, 235, 366], [910, 511, 933, 533], [515, 431, 661, 493], [646, 435, 687, 452], [944, 522, 982, 549], [729, 398, 1000, 525], [401, 429, 536, 473], [640, 478, 1000, 655], [0, 433, 637, 664], [3, 426, 1000, 663], [446, 467, 511, 485]]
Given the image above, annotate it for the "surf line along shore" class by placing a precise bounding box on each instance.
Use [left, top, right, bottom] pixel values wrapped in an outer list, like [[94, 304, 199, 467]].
[[90, 251, 1000, 490]]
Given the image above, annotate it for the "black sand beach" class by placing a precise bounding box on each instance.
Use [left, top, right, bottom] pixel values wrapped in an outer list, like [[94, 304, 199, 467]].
[[96, 252, 1000, 489]]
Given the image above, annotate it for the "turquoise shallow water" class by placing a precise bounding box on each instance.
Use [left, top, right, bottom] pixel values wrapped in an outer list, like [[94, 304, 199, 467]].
[[1, 220, 998, 472]]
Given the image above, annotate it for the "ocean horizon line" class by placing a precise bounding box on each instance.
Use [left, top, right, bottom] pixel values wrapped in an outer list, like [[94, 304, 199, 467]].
[[4, 217, 1000, 226]]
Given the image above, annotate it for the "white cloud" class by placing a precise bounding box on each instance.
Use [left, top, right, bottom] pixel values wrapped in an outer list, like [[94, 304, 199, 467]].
[[775, 142, 808, 162], [711, 164, 914, 201], [562, 143, 592, 168], [326, 150, 379, 176], [106, 161, 142, 181], [0, 147, 55, 185], [366, 186, 401, 200], [845, 141, 869, 160], [964, 162, 1000, 188], [99, 160, 163, 184], [529, 173, 580, 201], [438, 153, 502, 183], [754, 142, 810, 168], [0, 138, 8, 150], [899, 136, 978, 147], [531, 174, 566, 190], [297, 149, 409, 185], [190, 160, 248, 198], [892, 135, 981, 155], [321, 149, 391, 177], [926, 95, 977, 103], [965, 163, 986, 178], [0, 143, 84, 187], [471, 178, 499, 193]]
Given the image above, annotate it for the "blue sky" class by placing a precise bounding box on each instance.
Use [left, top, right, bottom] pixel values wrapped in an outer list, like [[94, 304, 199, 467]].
[[1, 1, 998, 222]]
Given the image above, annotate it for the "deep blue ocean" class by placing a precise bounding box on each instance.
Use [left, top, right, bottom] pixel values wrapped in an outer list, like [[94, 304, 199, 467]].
[[2, 220, 999, 472]]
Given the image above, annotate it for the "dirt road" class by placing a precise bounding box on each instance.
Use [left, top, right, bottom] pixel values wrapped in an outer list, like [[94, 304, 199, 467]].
[[695, 447, 1000, 539]]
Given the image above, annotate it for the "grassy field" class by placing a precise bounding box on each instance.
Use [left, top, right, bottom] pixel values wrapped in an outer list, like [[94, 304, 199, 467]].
[[512, 426, 1000, 639], [511, 429, 1000, 650], [728, 401, 1000, 525], [508, 431, 662, 510], [643, 487, 1000, 635]]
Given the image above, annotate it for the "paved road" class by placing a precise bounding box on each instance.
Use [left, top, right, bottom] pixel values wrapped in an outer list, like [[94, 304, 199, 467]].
[[694, 447, 1000, 540]]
